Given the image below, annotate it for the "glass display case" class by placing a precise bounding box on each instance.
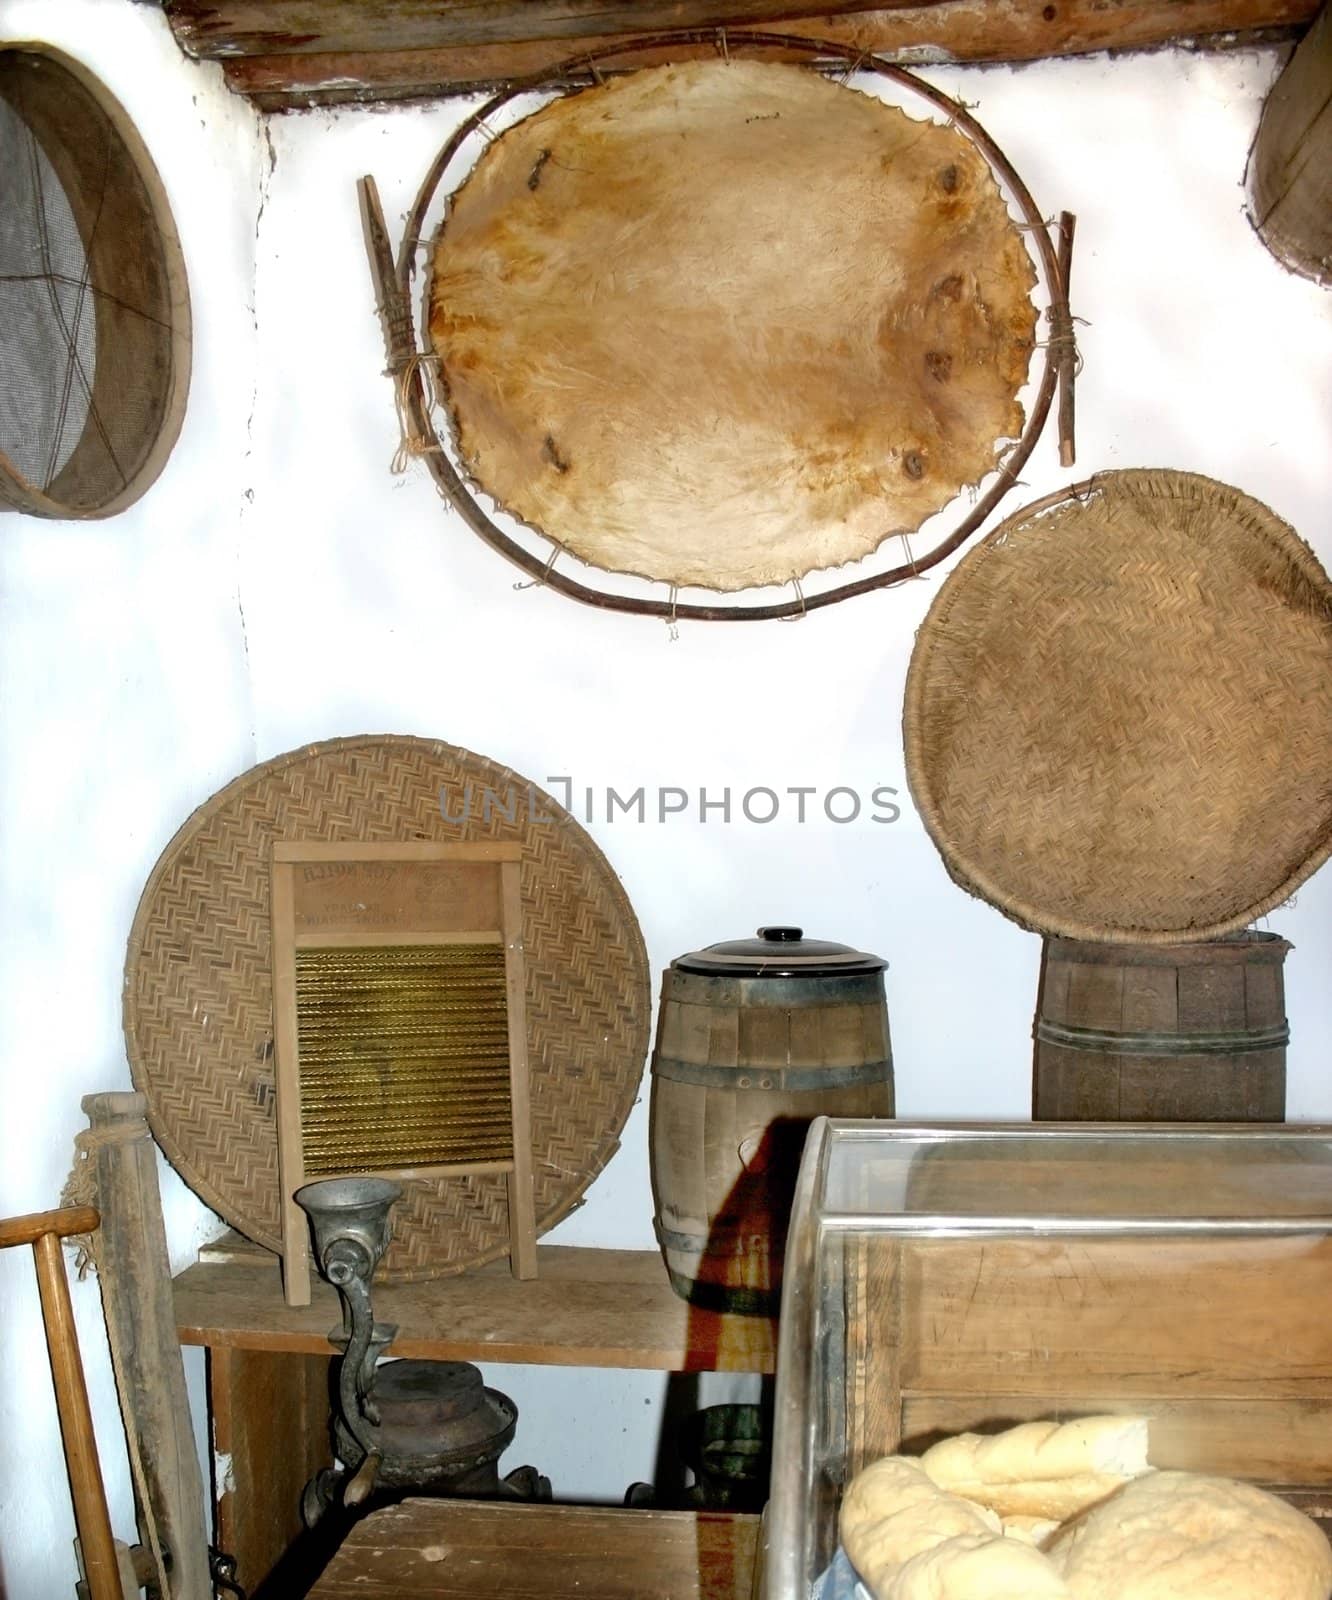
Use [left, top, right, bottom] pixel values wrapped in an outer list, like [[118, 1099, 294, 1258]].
[[766, 1120, 1332, 1598]]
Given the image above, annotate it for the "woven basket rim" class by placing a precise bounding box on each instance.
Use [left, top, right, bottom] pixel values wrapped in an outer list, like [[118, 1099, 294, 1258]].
[[123, 733, 650, 1277], [903, 468, 1332, 945]]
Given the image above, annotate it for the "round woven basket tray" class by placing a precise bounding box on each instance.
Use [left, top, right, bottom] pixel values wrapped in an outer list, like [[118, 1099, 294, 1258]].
[[124, 735, 651, 1280], [904, 469, 1332, 944]]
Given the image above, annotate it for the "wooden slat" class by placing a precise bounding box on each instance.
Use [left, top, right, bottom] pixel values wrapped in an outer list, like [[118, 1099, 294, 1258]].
[[305, 1500, 760, 1599], [895, 1233, 1332, 1396], [272, 841, 522, 862], [81, 1092, 214, 1600], [891, 1142, 1332, 1219], [176, 1244, 776, 1373], [1121, 963, 1179, 1032], [210, 1346, 335, 1595], [269, 850, 311, 1307], [501, 856, 538, 1280], [290, 928, 501, 947], [844, 1234, 902, 1473], [198, 0, 1321, 107], [1065, 956, 1126, 1032]]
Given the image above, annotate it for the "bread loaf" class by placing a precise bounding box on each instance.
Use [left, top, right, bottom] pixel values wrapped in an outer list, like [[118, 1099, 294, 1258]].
[[1000, 1513, 1061, 1547], [920, 1415, 1151, 1520], [888, 1532, 1072, 1598], [839, 1456, 999, 1595], [841, 1423, 1331, 1599], [840, 1457, 1076, 1599], [1047, 1470, 1332, 1599]]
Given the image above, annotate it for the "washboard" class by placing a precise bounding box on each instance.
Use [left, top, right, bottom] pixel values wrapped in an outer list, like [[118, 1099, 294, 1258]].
[[271, 841, 536, 1306]]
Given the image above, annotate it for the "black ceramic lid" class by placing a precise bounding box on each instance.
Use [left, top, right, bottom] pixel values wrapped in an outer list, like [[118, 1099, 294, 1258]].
[[673, 925, 887, 978]]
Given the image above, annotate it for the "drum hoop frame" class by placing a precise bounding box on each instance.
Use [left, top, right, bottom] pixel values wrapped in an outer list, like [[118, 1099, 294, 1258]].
[[378, 28, 1071, 622]]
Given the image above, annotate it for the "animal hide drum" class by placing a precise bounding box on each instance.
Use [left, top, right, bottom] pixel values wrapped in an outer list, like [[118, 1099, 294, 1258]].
[[427, 60, 1038, 593]]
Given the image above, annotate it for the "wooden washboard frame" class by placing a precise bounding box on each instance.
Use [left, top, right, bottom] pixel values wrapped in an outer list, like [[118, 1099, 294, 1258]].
[[271, 841, 536, 1306]]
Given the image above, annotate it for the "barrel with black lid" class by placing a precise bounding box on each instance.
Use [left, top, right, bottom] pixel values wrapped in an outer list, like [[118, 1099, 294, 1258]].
[[650, 926, 893, 1315]]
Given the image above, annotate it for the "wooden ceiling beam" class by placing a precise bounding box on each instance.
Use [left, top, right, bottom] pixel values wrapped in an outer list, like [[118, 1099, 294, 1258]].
[[164, 0, 1321, 109], [167, 0, 936, 56]]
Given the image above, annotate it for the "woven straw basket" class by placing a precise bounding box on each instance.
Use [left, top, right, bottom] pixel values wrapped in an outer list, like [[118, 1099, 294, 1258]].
[[904, 469, 1332, 944], [123, 735, 651, 1281]]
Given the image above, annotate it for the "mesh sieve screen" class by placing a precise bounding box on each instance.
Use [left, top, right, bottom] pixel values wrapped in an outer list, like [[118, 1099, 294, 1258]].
[[0, 95, 96, 489], [0, 47, 188, 518]]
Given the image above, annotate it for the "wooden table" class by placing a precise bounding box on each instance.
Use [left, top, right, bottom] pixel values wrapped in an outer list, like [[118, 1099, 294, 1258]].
[[306, 1501, 761, 1599], [175, 1242, 776, 1596]]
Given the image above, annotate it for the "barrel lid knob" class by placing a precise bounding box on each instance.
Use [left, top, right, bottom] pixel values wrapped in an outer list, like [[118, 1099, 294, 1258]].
[[758, 926, 802, 942]]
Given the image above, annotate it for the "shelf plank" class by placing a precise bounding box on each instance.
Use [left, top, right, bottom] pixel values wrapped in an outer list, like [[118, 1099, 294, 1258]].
[[306, 1500, 761, 1600], [175, 1244, 776, 1373]]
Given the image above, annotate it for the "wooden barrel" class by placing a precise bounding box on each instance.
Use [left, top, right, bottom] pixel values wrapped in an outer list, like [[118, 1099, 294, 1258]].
[[1247, 3, 1332, 286], [650, 927, 893, 1315], [1034, 932, 1291, 1122]]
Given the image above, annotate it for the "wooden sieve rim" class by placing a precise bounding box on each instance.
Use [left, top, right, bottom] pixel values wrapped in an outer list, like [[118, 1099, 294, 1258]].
[[0, 42, 191, 520]]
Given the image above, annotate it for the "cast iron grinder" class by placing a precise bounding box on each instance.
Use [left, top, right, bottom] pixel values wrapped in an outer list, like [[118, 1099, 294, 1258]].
[[295, 1176, 548, 1525]]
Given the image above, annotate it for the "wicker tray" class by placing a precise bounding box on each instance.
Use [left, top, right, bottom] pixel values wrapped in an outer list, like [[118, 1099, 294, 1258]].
[[124, 735, 650, 1280], [904, 469, 1332, 943]]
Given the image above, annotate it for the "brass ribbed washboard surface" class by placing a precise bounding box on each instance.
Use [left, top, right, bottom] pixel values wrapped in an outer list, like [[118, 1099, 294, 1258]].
[[123, 734, 651, 1282], [295, 944, 514, 1178]]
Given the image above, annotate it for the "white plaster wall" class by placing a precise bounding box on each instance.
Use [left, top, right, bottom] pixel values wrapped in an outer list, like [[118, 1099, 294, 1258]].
[[0, 10, 1329, 1593], [0, 4, 265, 1595]]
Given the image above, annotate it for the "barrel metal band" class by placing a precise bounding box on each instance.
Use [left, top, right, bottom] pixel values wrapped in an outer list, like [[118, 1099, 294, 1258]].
[[1036, 1019, 1290, 1057], [655, 1222, 777, 1253], [663, 971, 887, 1007], [651, 1055, 892, 1091]]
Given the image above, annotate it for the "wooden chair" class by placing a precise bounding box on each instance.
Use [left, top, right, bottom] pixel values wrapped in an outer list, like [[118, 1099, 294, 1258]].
[[0, 1205, 127, 1600], [0, 1128, 212, 1600]]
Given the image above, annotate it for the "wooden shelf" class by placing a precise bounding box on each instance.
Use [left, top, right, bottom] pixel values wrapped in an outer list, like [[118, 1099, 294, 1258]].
[[307, 1500, 761, 1599], [175, 1243, 776, 1374], [177, 1240, 774, 1592]]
